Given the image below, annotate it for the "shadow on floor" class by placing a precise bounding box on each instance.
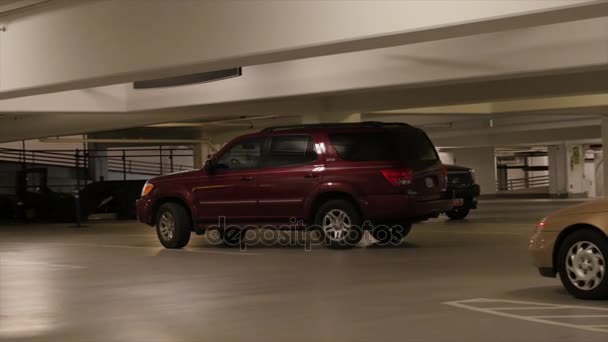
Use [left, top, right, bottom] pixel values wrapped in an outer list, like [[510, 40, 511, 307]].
[[504, 285, 574, 303]]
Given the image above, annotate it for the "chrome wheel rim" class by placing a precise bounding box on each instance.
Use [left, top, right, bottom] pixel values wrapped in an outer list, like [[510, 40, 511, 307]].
[[159, 211, 176, 241], [322, 209, 351, 241], [566, 241, 605, 291]]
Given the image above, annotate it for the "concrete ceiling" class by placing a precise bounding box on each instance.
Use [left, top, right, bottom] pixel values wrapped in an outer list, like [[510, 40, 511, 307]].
[[0, 0, 48, 14], [0, 0, 606, 148], [0, 0, 596, 99]]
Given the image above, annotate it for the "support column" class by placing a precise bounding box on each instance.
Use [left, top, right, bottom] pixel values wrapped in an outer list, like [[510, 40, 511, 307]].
[[566, 144, 586, 197], [548, 143, 588, 198], [595, 150, 604, 197], [602, 115, 608, 198], [192, 144, 207, 169], [452, 147, 496, 195], [548, 144, 568, 197], [87, 143, 108, 182], [192, 131, 213, 169]]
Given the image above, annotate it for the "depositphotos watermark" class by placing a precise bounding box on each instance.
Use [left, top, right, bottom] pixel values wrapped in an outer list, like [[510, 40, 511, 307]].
[[204, 217, 409, 251]]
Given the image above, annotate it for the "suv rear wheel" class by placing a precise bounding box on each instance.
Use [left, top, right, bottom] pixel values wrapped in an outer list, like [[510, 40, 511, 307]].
[[156, 203, 191, 249], [314, 199, 363, 249], [557, 229, 608, 299]]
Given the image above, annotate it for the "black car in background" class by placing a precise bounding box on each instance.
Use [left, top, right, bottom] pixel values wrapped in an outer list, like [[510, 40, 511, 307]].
[[0, 179, 146, 222], [445, 165, 480, 220]]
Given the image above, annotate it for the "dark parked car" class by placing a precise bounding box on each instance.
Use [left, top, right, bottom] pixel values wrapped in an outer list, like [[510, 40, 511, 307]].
[[0, 194, 19, 220], [445, 164, 480, 220], [80, 180, 147, 219], [137, 121, 453, 249]]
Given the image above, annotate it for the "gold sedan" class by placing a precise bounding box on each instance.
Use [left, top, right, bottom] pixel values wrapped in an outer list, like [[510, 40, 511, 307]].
[[529, 200, 608, 299]]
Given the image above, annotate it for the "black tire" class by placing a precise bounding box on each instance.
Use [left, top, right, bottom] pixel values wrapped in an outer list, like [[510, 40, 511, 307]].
[[314, 199, 363, 249], [155, 203, 191, 249], [557, 229, 608, 300], [371, 223, 412, 246], [446, 208, 470, 220]]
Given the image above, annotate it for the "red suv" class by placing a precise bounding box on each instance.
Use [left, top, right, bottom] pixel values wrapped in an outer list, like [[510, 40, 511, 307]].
[[136, 122, 452, 249]]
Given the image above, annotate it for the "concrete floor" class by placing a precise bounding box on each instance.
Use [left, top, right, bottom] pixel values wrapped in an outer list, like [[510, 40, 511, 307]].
[[1, 199, 607, 341]]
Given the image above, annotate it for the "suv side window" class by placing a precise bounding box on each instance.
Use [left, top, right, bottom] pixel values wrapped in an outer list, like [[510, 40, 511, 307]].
[[264, 135, 317, 167], [330, 129, 438, 162], [215, 137, 265, 170], [330, 133, 396, 161]]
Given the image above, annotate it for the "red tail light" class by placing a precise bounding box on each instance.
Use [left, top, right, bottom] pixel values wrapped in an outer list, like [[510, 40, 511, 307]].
[[381, 168, 413, 186]]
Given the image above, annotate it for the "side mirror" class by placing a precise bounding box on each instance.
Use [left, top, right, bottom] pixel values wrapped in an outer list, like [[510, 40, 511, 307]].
[[203, 159, 216, 174]]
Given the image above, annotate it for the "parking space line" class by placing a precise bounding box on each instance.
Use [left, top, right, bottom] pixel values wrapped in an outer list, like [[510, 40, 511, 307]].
[[531, 315, 608, 318], [57, 243, 263, 256], [450, 298, 608, 310], [0, 260, 85, 270], [418, 230, 525, 236], [443, 298, 608, 334], [485, 306, 569, 310]]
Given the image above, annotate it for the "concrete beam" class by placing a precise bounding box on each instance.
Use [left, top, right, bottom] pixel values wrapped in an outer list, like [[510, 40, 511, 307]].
[[128, 17, 608, 112], [0, 85, 127, 112], [4, 66, 608, 143], [0, 0, 600, 100], [431, 125, 601, 148]]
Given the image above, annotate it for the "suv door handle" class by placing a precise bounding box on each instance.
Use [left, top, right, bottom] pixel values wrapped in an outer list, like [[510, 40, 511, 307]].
[[304, 173, 319, 179], [240, 176, 254, 181]]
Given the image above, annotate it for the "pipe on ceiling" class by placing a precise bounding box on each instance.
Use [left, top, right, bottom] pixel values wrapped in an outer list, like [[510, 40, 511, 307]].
[[145, 115, 282, 128]]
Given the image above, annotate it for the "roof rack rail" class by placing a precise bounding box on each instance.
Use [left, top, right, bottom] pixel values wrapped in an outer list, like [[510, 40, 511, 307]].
[[261, 121, 411, 132]]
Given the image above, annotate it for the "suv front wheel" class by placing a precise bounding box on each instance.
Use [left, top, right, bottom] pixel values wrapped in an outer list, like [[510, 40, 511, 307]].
[[314, 199, 363, 249], [156, 203, 191, 249]]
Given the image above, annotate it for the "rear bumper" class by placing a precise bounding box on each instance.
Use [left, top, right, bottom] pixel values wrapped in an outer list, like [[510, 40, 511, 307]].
[[363, 190, 454, 221], [451, 184, 480, 207]]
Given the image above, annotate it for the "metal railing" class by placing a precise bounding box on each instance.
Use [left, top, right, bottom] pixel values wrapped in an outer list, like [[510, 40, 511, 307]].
[[0, 147, 194, 176], [498, 175, 550, 191], [0, 147, 195, 194]]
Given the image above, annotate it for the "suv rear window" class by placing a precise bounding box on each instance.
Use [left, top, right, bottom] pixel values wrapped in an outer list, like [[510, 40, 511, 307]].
[[329, 129, 438, 162]]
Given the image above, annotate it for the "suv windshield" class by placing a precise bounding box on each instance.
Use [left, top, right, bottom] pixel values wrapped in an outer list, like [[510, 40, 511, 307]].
[[330, 128, 438, 162]]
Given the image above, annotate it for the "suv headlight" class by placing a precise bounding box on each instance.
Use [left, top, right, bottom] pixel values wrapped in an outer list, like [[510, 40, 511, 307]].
[[141, 182, 154, 197], [469, 169, 476, 183]]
